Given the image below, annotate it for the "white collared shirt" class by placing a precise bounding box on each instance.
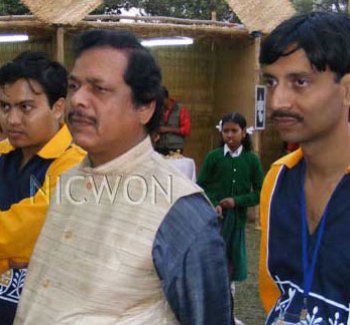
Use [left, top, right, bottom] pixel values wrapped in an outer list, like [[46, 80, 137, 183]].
[[224, 144, 243, 158]]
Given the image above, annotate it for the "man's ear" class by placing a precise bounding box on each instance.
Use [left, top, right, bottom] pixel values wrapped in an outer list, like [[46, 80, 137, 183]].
[[340, 74, 350, 108], [52, 97, 66, 122], [138, 100, 156, 125]]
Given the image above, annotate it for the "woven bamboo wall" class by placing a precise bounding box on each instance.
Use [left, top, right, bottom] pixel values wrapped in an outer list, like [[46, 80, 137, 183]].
[[213, 37, 257, 151], [0, 34, 53, 66], [261, 121, 284, 170], [0, 27, 282, 171], [152, 41, 216, 168], [215, 38, 257, 120]]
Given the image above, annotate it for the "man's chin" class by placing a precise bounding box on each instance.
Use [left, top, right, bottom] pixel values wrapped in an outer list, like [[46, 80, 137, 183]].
[[278, 131, 302, 144], [72, 136, 95, 152], [8, 139, 26, 148]]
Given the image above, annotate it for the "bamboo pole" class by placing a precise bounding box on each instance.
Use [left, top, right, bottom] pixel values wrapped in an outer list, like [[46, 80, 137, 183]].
[[74, 20, 248, 36], [253, 32, 263, 229], [0, 16, 249, 40], [253, 33, 262, 156], [56, 26, 64, 64], [0, 14, 239, 27], [83, 14, 238, 27], [0, 15, 36, 21]]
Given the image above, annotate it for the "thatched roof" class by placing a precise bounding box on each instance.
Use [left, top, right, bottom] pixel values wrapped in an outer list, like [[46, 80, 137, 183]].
[[0, 15, 249, 41], [19, 0, 295, 34], [20, 0, 102, 25], [226, 0, 296, 33]]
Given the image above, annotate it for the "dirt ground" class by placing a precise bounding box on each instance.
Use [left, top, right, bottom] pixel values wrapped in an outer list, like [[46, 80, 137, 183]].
[[235, 223, 266, 325]]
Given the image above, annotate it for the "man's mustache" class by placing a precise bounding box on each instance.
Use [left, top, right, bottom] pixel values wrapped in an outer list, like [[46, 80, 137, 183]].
[[67, 110, 98, 125], [270, 110, 303, 122]]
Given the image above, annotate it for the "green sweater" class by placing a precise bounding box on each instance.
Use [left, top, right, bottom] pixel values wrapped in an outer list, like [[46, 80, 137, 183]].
[[197, 147, 264, 210], [197, 147, 264, 281]]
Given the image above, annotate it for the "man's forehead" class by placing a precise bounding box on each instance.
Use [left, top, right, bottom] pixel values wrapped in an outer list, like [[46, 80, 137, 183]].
[[73, 47, 128, 67], [0, 79, 43, 99], [70, 49, 127, 81], [261, 49, 315, 76]]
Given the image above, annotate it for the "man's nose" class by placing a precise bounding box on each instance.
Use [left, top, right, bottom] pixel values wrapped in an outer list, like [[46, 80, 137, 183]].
[[6, 107, 22, 125], [68, 86, 89, 109], [268, 84, 293, 112]]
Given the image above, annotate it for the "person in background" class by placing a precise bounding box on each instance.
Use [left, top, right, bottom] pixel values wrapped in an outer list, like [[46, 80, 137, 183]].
[[286, 142, 299, 153], [155, 86, 191, 155], [0, 51, 85, 324], [15, 29, 232, 325], [282, 141, 300, 155], [259, 12, 350, 324], [197, 112, 264, 325]]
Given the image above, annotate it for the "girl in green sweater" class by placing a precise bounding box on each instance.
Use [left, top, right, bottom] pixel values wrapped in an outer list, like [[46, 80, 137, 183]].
[[197, 112, 264, 282]]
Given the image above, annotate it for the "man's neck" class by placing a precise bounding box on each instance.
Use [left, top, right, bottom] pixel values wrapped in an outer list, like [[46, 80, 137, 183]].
[[89, 133, 148, 168], [19, 125, 60, 170], [302, 124, 350, 180], [302, 124, 350, 234], [20, 149, 37, 170]]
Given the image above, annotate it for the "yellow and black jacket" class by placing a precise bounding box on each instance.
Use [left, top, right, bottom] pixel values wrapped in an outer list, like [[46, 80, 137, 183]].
[[259, 149, 350, 324], [0, 125, 85, 323]]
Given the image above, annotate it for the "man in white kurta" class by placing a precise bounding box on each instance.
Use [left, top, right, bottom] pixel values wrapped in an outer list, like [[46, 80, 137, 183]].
[[14, 29, 232, 325]]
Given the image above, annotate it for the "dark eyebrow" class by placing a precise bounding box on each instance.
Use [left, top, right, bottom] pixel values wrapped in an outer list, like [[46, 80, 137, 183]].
[[286, 72, 314, 79], [17, 100, 36, 105], [261, 73, 275, 79], [86, 77, 107, 86], [68, 75, 106, 87], [68, 74, 79, 82], [262, 71, 315, 79], [0, 99, 35, 106]]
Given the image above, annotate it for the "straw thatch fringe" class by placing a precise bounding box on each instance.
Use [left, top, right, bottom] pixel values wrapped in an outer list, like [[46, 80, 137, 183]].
[[73, 21, 248, 39], [84, 15, 240, 27], [20, 0, 102, 25], [226, 0, 296, 33], [0, 18, 249, 40]]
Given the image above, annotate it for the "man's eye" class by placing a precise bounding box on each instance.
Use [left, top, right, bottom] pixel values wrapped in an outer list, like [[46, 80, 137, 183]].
[[21, 104, 32, 112], [263, 78, 277, 88], [94, 85, 108, 93], [98, 87, 106, 92], [68, 83, 78, 91], [294, 79, 308, 87], [0, 103, 10, 112]]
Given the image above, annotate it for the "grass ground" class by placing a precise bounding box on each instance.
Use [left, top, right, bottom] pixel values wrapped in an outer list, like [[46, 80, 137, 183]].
[[235, 223, 266, 325]]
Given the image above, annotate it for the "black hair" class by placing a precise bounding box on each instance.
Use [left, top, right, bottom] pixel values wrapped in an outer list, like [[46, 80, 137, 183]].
[[260, 11, 350, 81], [73, 29, 163, 134], [0, 51, 68, 107], [162, 86, 169, 99], [221, 112, 252, 151]]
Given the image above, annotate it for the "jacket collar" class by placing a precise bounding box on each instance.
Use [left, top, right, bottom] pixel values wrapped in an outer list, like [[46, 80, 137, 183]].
[[0, 124, 73, 159], [273, 148, 350, 174], [79, 136, 153, 174]]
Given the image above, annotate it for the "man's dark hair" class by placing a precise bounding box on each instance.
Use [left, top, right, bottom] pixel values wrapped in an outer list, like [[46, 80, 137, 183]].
[[0, 51, 68, 107], [74, 29, 163, 134], [260, 12, 350, 81]]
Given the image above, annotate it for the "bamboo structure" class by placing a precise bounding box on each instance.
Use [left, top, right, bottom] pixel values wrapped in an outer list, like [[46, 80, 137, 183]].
[[21, 0, 102, 24], [226, 0, 296, 33], [0, 0, 296, 169]]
